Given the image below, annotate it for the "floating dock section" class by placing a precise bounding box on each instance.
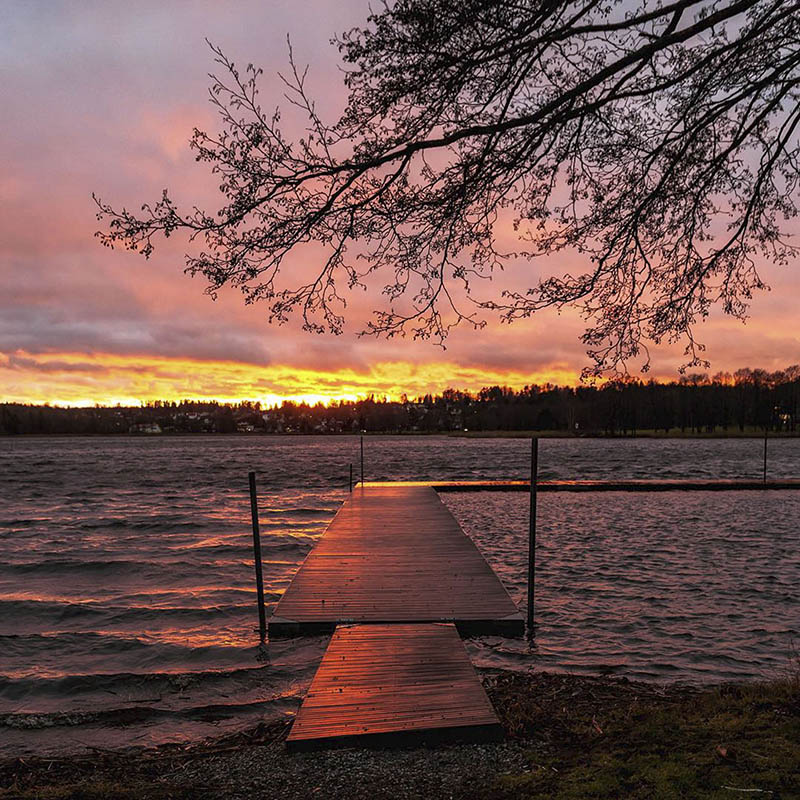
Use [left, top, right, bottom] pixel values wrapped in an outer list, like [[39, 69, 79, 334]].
[[361, 479, 800, 492], [273, 485, 522, 749], [270, 485, 523, 637]]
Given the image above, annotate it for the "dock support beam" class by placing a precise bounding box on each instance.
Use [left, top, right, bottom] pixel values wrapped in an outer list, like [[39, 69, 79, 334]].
[[527, 437, 538, 633], [360, 435, 364, 487], [248, 471, 267, 644], [763, 427, 768, 485]]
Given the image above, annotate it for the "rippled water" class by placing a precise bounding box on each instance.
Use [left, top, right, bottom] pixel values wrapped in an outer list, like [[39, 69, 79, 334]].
[[1, 435, 798, 756]]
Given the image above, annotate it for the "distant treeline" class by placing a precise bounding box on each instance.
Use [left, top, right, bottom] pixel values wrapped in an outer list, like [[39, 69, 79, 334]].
[[2, 367, 799, 436]]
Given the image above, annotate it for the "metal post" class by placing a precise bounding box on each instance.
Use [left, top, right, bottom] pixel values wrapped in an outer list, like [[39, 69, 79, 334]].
[[527, 437, 538, 632], [248, 471, 267, 643], [349, 463, 353, 492], [360, 434, 364, 488], [763, 427, 768, 485]]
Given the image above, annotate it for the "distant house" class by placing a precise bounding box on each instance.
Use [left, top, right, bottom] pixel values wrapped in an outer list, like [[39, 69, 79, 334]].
[[129, 422, 162, 434]]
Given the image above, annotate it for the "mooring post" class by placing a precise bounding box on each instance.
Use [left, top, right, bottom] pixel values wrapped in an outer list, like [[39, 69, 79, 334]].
[[527, 437, 538, 632], [763, 426, 768, 485], [349, 462, 353, 492], [360, 434, 364, 487], [248, 471, 267, 644]]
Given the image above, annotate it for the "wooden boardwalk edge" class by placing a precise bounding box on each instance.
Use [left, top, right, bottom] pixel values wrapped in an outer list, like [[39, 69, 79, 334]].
[[269, 613, 524, 639], [286, 719, 504, 753], [286, 623, 503, 752]]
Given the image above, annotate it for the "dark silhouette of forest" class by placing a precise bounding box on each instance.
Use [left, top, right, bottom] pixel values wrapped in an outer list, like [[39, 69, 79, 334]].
[[3, 367, 799, 436]]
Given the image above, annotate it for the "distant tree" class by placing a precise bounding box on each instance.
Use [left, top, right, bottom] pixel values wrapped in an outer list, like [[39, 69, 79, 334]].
[[96, 1, 800, 375], [213, 406, 236, 433]]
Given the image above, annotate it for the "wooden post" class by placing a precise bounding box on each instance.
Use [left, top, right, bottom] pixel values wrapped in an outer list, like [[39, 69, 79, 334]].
[[527, 437, 538, 632], [248, 471, 267, 644], [349, 463, 353, 492], [360, 434, 364, 487], [763, 427, 768, 485]]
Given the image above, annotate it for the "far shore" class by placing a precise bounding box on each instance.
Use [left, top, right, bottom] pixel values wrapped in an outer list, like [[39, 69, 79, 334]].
[[2, 428, 800, 439], [3, 668, 797, 799]]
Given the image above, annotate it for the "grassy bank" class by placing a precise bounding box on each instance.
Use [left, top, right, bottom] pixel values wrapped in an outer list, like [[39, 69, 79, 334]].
[[2, 670, 797, 800]]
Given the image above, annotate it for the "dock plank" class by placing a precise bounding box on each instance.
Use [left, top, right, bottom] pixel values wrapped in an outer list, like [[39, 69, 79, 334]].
[[286, 623, 503, 751], [270, 486, 523, 636]]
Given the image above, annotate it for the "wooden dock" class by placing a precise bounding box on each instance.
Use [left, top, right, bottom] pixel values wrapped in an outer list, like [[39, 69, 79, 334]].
[[286, 623, 503, 752], [270, 485, 523, 637], [273, 485, 520, 749], [271, 467, 796, 749]]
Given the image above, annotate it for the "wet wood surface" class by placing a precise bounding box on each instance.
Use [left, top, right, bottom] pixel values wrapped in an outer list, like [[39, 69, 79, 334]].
[[361, 480, 800, 492], [286, 623, 503, 751], [269, 485, 523, 636]]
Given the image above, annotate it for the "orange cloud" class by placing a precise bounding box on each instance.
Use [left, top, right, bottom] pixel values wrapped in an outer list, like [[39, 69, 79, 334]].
[[0, 350, 578, 407]]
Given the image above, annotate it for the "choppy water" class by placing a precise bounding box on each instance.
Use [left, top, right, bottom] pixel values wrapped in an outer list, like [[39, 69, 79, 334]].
[[0, 435, 798, 757]]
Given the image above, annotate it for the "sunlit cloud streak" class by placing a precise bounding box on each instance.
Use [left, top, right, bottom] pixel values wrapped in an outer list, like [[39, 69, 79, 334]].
[[0, 351, 580, 406]]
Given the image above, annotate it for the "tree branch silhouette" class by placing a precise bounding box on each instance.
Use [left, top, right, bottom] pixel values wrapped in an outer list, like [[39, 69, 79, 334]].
[[95, 0, 800, 375]]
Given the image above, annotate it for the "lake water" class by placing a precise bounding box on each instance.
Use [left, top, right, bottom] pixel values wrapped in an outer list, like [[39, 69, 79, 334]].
[[1, 435, 798, 756]]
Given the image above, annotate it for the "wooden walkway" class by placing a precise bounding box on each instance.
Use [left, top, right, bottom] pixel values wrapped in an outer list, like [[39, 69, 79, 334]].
[[362, 479, 800, 492], [286, 623, 503, 752], [269, 485, 523, 637]]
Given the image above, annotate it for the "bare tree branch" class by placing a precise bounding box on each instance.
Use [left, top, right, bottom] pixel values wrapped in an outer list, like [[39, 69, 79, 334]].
[[95, 0, 800, 375]]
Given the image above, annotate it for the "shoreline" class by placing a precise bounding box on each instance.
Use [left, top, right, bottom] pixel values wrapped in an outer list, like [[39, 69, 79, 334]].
[[3, 669, 797, 799], [2, 429, 800, 439]]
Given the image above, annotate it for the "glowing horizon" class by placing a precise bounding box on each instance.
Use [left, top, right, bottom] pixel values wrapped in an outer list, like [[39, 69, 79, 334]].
[[0, 350, 584, 408]]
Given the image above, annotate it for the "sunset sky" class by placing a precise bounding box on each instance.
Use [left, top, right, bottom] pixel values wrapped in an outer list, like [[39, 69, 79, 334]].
[[2, 1, 798, 407]]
